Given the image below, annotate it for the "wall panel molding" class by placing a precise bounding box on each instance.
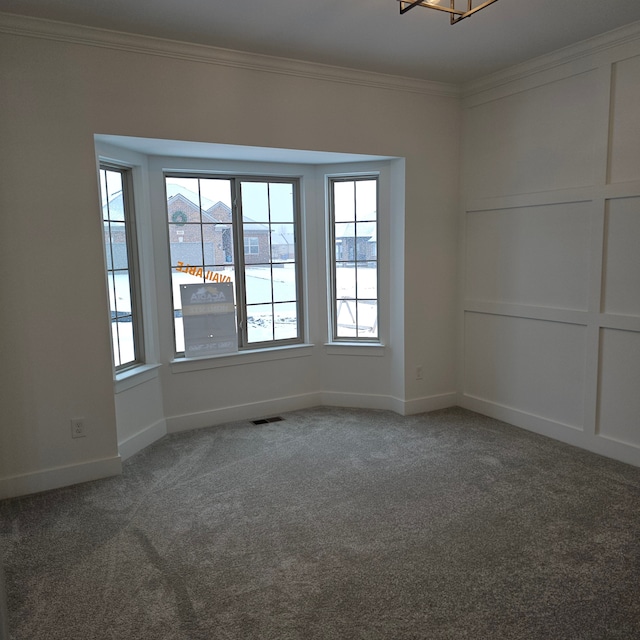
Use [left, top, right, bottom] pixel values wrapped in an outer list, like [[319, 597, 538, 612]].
[[461, 25, 640, 468]]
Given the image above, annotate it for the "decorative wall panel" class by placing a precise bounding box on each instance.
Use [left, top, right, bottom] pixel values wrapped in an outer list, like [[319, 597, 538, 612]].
[[464, 313, 587, 429], [609, 56, 640, 184], [466, 202, 591, 310], [598, 328, 640, 448], [463, 71, 598, 198], [603, 197, 640, 316]]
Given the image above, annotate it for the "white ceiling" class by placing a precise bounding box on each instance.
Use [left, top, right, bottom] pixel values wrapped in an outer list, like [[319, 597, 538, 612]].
[[2, 0, 640, 83]]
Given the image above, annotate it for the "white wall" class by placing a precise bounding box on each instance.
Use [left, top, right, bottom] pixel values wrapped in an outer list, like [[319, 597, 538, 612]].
[[0, 15, 460, 498], [459, 25, 640, 466]]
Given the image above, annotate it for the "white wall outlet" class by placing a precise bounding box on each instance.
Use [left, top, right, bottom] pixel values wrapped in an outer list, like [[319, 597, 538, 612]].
[[416, 366, 423, 380], [71, 418, 86, 439]]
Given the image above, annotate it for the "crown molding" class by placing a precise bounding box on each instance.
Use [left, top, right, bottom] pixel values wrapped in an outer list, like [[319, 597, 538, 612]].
[[0, 12, 459, 99], [463, 19, 640, 98]]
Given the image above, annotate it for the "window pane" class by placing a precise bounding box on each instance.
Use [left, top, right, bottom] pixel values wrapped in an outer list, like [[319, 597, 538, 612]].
[[203, 223, 234, 266], [202, 224, 233, 265], [104, 171, 124, 222], [110, 223, 128, 270], [246, 303, 274, 343], [355, 222, 376, 262], [199, 178, 232, 210], [243, 226, 268, 264], [201, 265, 235, 292], [274, 302, 298, 340], [334, 181, 355, 222], [245, 266, 273, 305], [169, 224, 202, 267], [112, 271, 132, 317], [357, 301, 378, 338], [116, 320, 135, 365], [356, 180, 377, 221], [210, 226, 234, 266], [271, 224, 295, 262], [336, 265, 356, 299], [174, 315, 185, 354], [335, 299, 357, 338], [166, 177, 202, 223], [100, 170, 108, 216], [269, 183, 294, 223], [358, 262, 378, 299], [241, 182, 269, 222], [171, 267, 190, 353], [111, 322, 122, 367], [273, 264, 297, 303], [335, 223, 355, 262], [107, 273, 117, 317]]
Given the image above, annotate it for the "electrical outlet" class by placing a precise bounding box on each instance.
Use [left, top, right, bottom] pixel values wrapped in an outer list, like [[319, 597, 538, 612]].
[[71, 417, 86, 439], [416, 366, 423, 380]]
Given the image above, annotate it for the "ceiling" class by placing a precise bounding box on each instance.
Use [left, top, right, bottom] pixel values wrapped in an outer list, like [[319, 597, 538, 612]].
[[2, 0, 640, 84]]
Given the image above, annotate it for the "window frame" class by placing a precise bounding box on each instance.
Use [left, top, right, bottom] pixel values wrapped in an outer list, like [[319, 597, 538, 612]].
[[164, 173, 304, 356], [243, 236, 260, 255], [328, 174, 380, 343], [99, 162, 145, 372]]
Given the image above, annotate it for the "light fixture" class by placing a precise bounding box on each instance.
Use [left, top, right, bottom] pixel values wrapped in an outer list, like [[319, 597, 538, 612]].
[[398, 0, 499, 25]]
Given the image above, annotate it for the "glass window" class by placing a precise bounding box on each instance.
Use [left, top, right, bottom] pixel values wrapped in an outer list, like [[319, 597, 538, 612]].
[[99, 165, 144, 370], [165, 175, 302, 354], [329, 177, 379, 341]]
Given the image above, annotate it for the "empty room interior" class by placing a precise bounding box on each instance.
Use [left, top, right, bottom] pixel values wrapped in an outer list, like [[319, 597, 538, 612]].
[[1, 1, 640, 638]]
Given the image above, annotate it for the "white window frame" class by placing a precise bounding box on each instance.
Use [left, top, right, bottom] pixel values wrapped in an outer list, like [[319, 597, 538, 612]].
[[164, 173, 304, 356], [99, 163, 145, 371], [328, 174, 380, 343]]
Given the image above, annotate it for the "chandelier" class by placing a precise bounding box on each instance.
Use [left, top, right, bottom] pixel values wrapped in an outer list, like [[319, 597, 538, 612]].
[[398, 0, 499, 25]]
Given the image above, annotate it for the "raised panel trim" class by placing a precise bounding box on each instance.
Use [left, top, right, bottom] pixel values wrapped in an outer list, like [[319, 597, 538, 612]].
[[466, 188, 594, 214], [464, 301, 590, 325], [599, 314, 640, 331]]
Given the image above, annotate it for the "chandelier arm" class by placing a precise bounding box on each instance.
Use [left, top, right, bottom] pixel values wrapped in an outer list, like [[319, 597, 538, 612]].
[[451, 0, 499, 22], [398, 1, 465, 16], [399, 0, 429, 15], [399, 0, 499, 23]]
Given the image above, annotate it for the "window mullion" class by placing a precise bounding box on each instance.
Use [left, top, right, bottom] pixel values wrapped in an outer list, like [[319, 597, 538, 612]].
[[233, 179, 248, 347]]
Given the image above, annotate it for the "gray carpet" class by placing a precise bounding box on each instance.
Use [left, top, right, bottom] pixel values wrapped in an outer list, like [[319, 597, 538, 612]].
[[1, 406, 640, 639]]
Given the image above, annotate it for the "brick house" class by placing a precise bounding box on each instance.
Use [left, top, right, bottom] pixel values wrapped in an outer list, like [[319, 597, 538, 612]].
[[335, 221, 377, 262], [105, 185, 275, 268]]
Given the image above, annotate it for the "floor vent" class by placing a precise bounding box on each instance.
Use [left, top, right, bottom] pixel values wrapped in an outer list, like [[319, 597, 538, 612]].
[[252, 416, 284, 425]]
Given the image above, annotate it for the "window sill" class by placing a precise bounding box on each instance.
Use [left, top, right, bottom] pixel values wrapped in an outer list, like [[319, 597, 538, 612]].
[[323, 342, 386, 357], [115, 363, 162, 393], [170, 343, 314, 373]]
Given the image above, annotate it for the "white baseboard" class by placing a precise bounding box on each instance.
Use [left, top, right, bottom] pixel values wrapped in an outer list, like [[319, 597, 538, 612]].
[[319, 391, 457, 416], [319, 391, 403, 413], [166, 392, 323, 433], [0, 455, 122, 501], [118, 419, 167, 461], [401, 392, 458, 415], [166, 391, 460, 435], [459, 394, 640, 468]]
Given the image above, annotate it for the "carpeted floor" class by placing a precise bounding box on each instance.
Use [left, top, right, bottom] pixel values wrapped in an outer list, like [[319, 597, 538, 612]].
[[1, 406, 640, 639]]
